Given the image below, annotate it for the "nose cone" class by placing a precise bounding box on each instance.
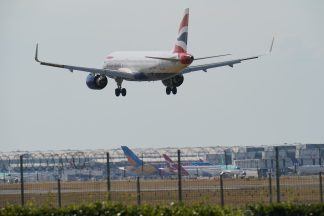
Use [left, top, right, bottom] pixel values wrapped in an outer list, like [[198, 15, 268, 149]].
[[179, 53, 194, 65]]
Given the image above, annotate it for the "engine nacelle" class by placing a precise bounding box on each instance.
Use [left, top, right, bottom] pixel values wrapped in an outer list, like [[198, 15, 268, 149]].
[[162, 75, 184, 87], [86, 74, 108, 90]]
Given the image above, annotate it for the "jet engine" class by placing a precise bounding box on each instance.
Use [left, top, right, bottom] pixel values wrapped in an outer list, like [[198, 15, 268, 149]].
[[86, 74, 108, 90], [162, 75, 184, 87]]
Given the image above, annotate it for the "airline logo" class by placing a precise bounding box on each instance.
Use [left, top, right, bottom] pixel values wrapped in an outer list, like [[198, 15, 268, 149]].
[[173, 8, 189, 53]]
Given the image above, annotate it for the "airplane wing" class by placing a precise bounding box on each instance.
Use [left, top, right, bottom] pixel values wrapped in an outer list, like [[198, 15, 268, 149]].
[[181, 56, 259, 74], [34, 44, 134, 80], [182, 37, 274, 74]]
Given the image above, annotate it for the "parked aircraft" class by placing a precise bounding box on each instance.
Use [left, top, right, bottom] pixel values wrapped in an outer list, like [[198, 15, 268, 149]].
[[0, 172, 19, 183], [296, 165, 324, 175], [35, 8, 273, 97], [162, 154, 245, 177], [119, 146, 159, 176]]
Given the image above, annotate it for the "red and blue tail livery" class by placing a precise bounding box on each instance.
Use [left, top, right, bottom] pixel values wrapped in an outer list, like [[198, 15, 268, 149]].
[[173, 8, 189, 53], [163, 154, 189, 176]]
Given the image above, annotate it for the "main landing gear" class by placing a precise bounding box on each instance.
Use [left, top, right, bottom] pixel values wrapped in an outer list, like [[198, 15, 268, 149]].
[[166, 86, 177, 95], [115, 78, 126, 97], [115, 88, 126, 97]]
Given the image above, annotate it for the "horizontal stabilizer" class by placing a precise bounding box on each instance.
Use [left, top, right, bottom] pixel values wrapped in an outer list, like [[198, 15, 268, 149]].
[[146, 54, 231, 62], [145, 56, 178, 61]]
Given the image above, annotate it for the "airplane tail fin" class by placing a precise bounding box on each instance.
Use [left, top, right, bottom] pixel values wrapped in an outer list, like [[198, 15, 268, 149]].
[[163, 154, 176, 169], [121, 146, 143, 167], [163, 154, 189, 175], [173, 8, 189, 53]]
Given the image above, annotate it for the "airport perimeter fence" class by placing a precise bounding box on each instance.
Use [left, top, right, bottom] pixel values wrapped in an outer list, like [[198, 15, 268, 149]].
[[0, 148, 323, 207]]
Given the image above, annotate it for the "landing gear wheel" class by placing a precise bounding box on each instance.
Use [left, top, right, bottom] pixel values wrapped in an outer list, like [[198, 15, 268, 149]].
[[121, 88, 127, 96], [115, 88, 121, 97], [114, 78, 124, 97], [172, 87, 177, 95], [166, 87, 171, 95]]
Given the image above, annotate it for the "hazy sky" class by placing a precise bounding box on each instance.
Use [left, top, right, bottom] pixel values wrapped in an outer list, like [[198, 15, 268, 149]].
[[1, 0, 324, 152]]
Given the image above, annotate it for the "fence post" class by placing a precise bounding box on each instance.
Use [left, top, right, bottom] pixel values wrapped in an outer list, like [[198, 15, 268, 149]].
[[136, 176, 141, 206], [275, 146, 280, 203], [57, 178, 62, 208], [320, 172, 323, 203], [106, 152, 111, 201], [319, 147, 323, 203], [141, 153, 144, 175], [19, 155, 24, 206], [268, 172, 272, 204], [177, 149, 182, 203], [220, 173, 224, 207], [319, 147, 322, 166], [224, 150, 228, 169]]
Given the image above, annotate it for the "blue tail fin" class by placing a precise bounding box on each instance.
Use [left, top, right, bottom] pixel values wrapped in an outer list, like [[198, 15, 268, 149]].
[[121, 146, 143, 167]]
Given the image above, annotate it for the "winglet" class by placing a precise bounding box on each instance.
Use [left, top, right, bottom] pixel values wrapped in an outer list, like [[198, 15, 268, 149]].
[[269, 36, 275, 53], [35, 43, 40, 62], [257, 36, 275, 57]]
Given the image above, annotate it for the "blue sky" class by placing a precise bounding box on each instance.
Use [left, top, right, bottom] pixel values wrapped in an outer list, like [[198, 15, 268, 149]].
[[1, 0, 324, 151]]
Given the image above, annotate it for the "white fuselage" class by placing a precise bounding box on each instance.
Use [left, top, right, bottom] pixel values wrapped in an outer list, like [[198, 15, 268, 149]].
[[103, 51, 189, 81], [182, 165, 245, 177], [297, 165, 324, 175]]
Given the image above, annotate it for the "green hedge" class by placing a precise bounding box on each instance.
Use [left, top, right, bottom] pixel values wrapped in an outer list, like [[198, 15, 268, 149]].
[[1, 202, 324, 216]]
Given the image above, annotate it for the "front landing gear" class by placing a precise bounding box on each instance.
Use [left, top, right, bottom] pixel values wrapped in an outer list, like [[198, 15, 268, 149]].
[[115, 78, 126, 97], [166, 86, 177, 95]]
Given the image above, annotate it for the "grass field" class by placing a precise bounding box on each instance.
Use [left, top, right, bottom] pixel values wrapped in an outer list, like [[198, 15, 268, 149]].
[[0, 175, 322, 207]]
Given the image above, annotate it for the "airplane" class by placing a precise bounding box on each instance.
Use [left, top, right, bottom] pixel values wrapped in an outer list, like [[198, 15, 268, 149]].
[[119, 146, 160, 176], [0, 172, 19, 183], [163, 154, 214, 177], [296, 165, 324, 175], [163, 154, 245, 177], [162, 153, 189, 176], [34, 8, 274, 97]]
